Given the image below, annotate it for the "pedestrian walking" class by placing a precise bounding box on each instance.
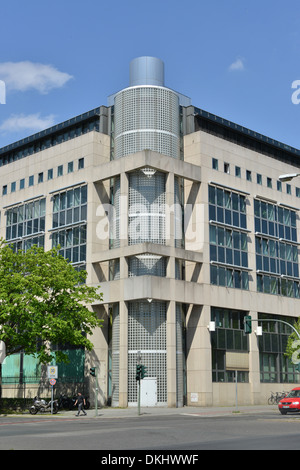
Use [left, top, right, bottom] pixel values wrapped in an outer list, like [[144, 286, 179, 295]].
[[74, 392, 87, 416]]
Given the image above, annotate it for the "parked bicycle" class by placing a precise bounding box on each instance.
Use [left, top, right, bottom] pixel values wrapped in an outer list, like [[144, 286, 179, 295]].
[[268, 391, 288, 405]]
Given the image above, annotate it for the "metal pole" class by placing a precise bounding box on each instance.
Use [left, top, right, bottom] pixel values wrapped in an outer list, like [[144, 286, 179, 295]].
[[235, 370, 238, 412], [51, 385, 53, 415], [138, 379, 141, 416], [137, 351, 141, 416], [95, 366, 98, 417], [251, 318, 300, 341]]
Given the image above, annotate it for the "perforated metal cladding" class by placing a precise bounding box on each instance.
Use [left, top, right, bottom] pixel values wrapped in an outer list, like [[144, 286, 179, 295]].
[[128, 254, 166, 277], [109, 304, 120, 407], [114, 86, 180, 159], [128, 169, 166, 245], [127, 301, 167, 405]]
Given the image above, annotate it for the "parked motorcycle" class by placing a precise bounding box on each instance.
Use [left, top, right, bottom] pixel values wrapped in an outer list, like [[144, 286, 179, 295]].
[[58, 394, 90, 410], [29, 396, 59, 414], [58, 394, 74, 410]]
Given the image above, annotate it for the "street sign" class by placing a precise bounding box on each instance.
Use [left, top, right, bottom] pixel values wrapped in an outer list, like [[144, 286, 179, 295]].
[[49, 378, 56, 386], [47, 366, 58, 379]]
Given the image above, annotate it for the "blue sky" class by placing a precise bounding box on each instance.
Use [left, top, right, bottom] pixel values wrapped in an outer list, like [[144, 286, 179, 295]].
[[1, 0, 300, 149]]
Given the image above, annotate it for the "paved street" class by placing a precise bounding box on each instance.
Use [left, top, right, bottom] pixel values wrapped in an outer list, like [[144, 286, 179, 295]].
[[1, 405, 300, 451]]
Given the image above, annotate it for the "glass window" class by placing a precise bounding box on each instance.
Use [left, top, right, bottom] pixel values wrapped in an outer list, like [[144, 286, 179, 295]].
[[224, 162, 230, 174], [259, 314, 299, 383], [51, 185, 87, 268], [68, 161, 74, 173], [211, 307, 249, 383], [57, 165, 63, 177], [212, 158, 218, 170], [209, 185, 247, 230], [209, 185, 249, 289], [5, 199, 46, 250], [78, 157, 84, 170], [257, 174, 262, 185]]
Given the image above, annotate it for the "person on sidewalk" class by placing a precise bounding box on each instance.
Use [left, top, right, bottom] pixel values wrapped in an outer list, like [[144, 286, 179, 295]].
[[74, 392, 87, 416]]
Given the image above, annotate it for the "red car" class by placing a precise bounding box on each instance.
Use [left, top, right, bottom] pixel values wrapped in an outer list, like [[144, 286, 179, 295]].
[[278, 387, 300, 415]]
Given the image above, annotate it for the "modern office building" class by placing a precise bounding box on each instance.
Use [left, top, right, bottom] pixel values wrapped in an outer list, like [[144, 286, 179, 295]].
[[1, 57, 300, 407]]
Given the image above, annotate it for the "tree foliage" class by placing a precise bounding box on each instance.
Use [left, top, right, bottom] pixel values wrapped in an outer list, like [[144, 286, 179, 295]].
[[285, 318, 300, 364], [0, 241, 103, 363]]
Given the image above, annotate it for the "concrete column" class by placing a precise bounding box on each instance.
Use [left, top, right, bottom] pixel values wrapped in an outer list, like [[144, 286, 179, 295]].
[[119, 300, 128, 407], [120, 172, 128, 247], [165, 171, 175, 247], [186, 304, 213, 406], [249, 310, 261, 404], [167, 300, 177, 407]]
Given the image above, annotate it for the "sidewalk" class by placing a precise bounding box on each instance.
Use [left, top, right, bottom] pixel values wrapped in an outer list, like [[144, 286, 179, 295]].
[[90, 404, 279, 419], [9, 404, 278, 419]]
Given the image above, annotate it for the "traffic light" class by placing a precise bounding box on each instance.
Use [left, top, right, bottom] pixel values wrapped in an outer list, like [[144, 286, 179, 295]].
[[136, 364, 142, 381], [244, 315, 252, 334], [140, 365, 148, 379], [136, 364, 148, 380], [90, 367, 96, 377]]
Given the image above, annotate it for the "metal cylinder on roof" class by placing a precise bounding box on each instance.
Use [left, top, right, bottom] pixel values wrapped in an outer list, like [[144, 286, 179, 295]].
[[129, 56, 165, 87]]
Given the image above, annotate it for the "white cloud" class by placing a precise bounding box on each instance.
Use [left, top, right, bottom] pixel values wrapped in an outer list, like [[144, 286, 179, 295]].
[[228, 58, 245, 71], [0, 113, 56, 133], [0, 61, 73, 94]]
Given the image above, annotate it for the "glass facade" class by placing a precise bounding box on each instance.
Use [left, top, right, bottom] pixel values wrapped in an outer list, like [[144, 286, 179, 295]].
[[258, 314, 299, 383], [51, 185, 87, 268], [52, 185, 87, 228], [211, 307, 249, 383], [5, 198, 46, 251], [254, 199, 300, 298], [209, 185, 249, 290]]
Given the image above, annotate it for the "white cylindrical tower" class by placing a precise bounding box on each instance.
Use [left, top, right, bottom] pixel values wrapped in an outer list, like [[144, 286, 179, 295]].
[[109, 59, 184, 408], [114, 57, 180, 160]]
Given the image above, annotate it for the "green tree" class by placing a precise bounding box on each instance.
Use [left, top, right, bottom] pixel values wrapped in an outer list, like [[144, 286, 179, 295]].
[[0, 241, 103, 364], [285, 318, 300, 366]]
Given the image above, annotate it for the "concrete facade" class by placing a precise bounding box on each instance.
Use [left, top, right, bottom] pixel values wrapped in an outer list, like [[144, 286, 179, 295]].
[[1, 58, 300, 407]]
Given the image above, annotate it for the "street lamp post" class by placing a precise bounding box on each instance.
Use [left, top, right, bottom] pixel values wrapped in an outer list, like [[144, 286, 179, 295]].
[[279, 173, 300, 182]]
